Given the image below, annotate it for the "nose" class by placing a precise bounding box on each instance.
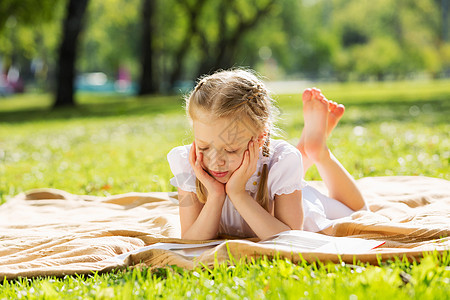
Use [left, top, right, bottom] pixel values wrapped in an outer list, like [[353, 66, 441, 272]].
[[217, 156, 226, 166], [214, 152, 226, 166], [209, 149, 226, 168]]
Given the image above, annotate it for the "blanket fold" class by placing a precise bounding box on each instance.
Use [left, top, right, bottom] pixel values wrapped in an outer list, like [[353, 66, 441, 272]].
[[1, 176, 449, 279]]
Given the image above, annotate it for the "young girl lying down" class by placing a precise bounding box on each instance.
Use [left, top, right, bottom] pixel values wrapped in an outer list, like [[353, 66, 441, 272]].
[[167, 69, 368, 240]]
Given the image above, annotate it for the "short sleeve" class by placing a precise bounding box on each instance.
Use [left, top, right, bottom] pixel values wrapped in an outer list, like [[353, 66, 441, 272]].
[[267, 143, 306, 199], [166, 145, 197, 193]]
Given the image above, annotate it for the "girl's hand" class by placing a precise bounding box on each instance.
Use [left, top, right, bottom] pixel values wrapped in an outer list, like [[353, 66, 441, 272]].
[[226, 137, 259, 198], [189, 140, 226, 200]]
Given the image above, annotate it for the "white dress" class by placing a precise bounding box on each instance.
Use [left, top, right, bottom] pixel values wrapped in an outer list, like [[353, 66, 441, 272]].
[[167, 138, 356, 238]]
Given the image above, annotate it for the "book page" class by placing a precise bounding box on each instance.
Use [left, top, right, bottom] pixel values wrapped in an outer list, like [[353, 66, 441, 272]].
[[259, 230, 385, 254]]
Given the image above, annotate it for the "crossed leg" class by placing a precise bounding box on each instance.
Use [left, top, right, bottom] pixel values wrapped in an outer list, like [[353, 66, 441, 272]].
[[296, 88, 367, 211]]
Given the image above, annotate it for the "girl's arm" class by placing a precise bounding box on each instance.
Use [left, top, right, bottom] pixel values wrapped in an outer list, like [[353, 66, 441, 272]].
[[228, 189, 303, 240], [225, 138, 304, 240], [178, 140, 227, 240], [178, 188, 226, 240], [273, 190, 304, 231]]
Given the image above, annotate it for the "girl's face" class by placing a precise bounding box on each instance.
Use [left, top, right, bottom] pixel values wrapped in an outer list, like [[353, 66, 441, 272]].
[[192, 114, 262, 183]]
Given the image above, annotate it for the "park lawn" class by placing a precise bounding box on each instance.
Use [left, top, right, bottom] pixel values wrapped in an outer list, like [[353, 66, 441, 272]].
[[0, 79, 449, 298]]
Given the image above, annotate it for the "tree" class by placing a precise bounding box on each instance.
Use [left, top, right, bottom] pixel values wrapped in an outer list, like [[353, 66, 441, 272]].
[[0, 0, 57, 32], [158, 0, 278, 90], [196, 0, 276, 78], [168, 0, 208, 88], [53, 0, 90, 108], [78, 0, 140, 78], [138, 0, 158, 95], [3, 0, 449, 100], [0, 0, 62, 91]]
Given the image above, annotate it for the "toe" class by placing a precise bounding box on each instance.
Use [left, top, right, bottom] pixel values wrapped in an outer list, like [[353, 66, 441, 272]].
[[312, 87, 322, 94], [312, 89, 322, 100], [329, 101, 337, 111], [302, 88, 312, 102], [334, 104, 345, 117]]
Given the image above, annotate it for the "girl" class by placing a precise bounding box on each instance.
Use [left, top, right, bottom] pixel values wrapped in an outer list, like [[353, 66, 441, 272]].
[[167, 69, 368, 240]]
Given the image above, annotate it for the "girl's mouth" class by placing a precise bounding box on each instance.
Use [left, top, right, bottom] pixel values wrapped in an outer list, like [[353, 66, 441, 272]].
[[210, 170, 228, 177]]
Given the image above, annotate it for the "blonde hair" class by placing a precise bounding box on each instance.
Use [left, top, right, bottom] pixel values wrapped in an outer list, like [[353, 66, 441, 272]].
[[184, 68, 282, 211]]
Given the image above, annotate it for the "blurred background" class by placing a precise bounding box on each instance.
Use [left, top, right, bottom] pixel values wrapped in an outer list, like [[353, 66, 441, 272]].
[[0, 0, 449, 107]]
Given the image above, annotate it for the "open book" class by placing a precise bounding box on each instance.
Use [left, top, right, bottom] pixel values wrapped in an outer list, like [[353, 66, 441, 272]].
[[107, 230, 385, 262], [258, 230, 385, 254]]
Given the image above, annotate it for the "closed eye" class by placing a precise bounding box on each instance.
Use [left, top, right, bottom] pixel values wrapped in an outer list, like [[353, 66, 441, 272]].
[[198, 147, 238, 154]]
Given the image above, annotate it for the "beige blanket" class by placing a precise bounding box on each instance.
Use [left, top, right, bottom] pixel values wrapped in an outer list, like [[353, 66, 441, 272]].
[[0, 176, 449, 280]]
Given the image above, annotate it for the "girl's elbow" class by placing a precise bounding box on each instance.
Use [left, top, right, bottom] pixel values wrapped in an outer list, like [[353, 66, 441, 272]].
[[181, 231, 218, 241], [288, 220, 304, 231]]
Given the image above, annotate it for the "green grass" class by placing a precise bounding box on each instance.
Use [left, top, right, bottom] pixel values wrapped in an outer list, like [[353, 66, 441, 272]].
[[1, 253, 449, 299], [0, 79, 449, 298]]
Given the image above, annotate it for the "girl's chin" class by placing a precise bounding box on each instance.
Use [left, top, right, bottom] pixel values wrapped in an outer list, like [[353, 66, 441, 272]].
[[214, 175, 229, 182]]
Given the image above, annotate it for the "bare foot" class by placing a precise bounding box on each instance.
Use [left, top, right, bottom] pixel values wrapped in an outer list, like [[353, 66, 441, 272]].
[[301, 88, 330, 163], [297, 88, 344, 171]]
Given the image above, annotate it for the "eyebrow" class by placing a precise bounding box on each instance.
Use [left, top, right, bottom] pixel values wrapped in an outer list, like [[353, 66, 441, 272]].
[[196, 139, 212, 147], [196, 139, 209, 144], [196, 138, 242, 147]]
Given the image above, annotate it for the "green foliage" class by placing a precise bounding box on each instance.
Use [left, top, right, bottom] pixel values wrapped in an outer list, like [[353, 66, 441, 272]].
[[330, 0, 450, 80], [0, 0, 59, 31], [2, 0, 449, 91], [79, 0, 141, 77], [0, 1, 64, 66]]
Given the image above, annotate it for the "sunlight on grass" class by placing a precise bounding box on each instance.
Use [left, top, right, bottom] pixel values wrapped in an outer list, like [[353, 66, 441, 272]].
[[0, 252, 448, 299]]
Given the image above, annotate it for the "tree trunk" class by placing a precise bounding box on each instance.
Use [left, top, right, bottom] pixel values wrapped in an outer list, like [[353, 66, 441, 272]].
[[196, 0, 276, 78], [138, 0, 158, 95], [53, 0, 89, 108]]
